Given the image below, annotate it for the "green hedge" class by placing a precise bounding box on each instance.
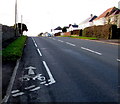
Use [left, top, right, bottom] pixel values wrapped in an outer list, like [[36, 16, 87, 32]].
[[2, 36, 27, 62], [82, 24, 118, 39]]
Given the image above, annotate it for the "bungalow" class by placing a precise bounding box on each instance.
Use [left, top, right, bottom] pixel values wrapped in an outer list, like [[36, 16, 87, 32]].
[[79, 15, 97, 29], [68, 24, 79, 32], [93, 7, 120, 28], [53, 26, 62, 34]]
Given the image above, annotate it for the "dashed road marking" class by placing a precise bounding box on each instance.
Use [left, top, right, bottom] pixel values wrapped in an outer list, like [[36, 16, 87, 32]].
[[30, 86, 41, 92], [11, 90, 20, 94], [117, 59, 120, 62], [66, 42, 76, 46], [58, 40, 64, 42], [25, 85, 36, 90], [81, 47, 102, 55], [43, 61, 56, 85], [12, 92, 24, 97], [37, 48, 42, 56], [34, 43, 38, 47], [52, 38, 56, 40]]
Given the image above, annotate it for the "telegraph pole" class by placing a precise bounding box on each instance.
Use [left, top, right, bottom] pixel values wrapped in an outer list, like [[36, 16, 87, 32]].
[[21, 15, 23, 36], [15, 0, 18, 36]]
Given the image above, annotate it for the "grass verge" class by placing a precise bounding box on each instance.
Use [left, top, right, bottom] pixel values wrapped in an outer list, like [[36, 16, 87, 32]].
[[61, 35, 98, 40], [2, 36, 27, 62], [69, 35, 98, 40]]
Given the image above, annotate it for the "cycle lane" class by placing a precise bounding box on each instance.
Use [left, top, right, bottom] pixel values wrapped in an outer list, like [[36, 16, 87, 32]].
[[7, 37, 55, 103]]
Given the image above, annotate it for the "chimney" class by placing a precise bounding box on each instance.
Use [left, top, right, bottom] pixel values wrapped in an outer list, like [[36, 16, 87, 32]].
[[91, 14, 93, 17]]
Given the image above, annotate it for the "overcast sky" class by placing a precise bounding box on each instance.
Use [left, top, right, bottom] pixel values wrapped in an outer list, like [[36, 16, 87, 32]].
[[0, 0, 120, 36]]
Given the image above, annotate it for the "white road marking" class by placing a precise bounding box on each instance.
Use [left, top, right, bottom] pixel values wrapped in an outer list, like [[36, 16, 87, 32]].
[[117, 59, 120, 62], [28, 69, 35, 75], [58, 40, 64, 42], [34, 43, 38, 47], [11, 90, 20, 94], [37, 48, 42, 56], [52, 38, 56, 40], [25, 66, 36, 75], [66, 42, 76, 46], [12, 92, 24, 97], [1, 59, 20, 103], [30, 87, 40, 91], [32, 37, 36, 43], [40, 81, 46, 84], [81, 47, 102, 55], [43, 61, 56, 85], [25, 85, 36, 90]]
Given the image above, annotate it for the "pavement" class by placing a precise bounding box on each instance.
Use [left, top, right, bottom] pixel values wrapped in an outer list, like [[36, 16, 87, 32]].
[[2, 37, 119, 103]]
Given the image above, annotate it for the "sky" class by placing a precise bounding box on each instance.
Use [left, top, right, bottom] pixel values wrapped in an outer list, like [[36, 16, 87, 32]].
[[0, 0, 120, 36]]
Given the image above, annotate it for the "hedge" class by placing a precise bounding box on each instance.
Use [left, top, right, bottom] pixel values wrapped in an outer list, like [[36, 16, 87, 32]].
[[82, 24, 118, 39], [2, 36, 27, 62]]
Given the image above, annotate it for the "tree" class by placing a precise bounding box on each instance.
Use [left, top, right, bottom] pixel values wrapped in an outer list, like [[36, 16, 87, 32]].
[[14, 23, 28, 35], [62, 27, 67, 33]]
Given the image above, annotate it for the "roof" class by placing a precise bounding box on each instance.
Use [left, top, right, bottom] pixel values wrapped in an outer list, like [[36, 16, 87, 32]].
[[72, 25, 78, 28], [95, 7, 120, 20], [80, 15, 97, 24], [54, 26, 62, 30]]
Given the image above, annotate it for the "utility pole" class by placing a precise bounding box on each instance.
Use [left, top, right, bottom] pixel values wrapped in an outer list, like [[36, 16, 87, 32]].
[[15, 0, 18, 36], [21, 15, 23, 36]]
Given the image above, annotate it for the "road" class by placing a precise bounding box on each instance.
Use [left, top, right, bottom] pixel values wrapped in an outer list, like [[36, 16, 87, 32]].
[[7, 37, 119, 103]]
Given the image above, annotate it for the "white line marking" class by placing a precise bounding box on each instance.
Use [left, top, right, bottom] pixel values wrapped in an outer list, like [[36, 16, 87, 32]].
[[52, 38, 56, 40], [11, 90, 20, 94], [2, 59, 20, 103], [66, 42, 76, 46], [37, 49, 42, 56], [34, 43, 38, 47], [12, 92, 24, 97], [25, 85, 36, 90], [43, 61, 56, 85], [32, 37, 35, 43], [30, 87, 40, 91], [28, 69, 35, 75], [81, 47, 102, 55], [58, 40, 64, 42], [117, 59, 120, 62]]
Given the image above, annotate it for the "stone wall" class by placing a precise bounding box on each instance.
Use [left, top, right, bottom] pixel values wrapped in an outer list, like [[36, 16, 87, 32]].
[[2, 25, 16, 42]]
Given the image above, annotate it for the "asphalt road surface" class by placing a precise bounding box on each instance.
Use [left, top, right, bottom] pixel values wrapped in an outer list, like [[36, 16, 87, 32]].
[[7, 37, 119, 103]]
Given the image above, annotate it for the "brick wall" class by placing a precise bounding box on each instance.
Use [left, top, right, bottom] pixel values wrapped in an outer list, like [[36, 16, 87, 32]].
[[63, 32, 71, 36]]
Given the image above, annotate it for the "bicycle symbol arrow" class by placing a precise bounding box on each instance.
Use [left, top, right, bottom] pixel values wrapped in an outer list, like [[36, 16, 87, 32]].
[[25, 66, 36, 75]]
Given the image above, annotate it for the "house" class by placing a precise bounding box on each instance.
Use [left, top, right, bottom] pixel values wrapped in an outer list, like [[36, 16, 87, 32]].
[[79, 15, 97, 29], [68, 24, 79, 32], [93, 7, 120, 28], [53, 26, 62, 34]]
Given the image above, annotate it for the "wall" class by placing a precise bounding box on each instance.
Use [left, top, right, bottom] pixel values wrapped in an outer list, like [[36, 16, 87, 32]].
[[62, 32, 71, 36], [0, 24, 2, 45], [2, 25, 15, 42]]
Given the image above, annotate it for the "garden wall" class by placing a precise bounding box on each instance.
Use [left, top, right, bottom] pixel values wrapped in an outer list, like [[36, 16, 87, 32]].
[[2, 25, 15, 42]]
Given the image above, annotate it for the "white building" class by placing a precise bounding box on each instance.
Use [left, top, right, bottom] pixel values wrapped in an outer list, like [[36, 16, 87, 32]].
[[79, 15, 97, 29]]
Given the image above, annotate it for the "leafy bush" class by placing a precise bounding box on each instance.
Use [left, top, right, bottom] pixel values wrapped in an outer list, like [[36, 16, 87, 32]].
[[83, 24, 118, 39], [2, 36, 27, 62]]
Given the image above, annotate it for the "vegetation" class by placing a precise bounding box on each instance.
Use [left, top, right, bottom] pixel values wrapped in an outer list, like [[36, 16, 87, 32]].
[[2, 36, 27, 62], [69, 36, 98, 40], [61, 35, 98, 40], [83, 24, 118, 39], [14, 23, 28, 35]]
